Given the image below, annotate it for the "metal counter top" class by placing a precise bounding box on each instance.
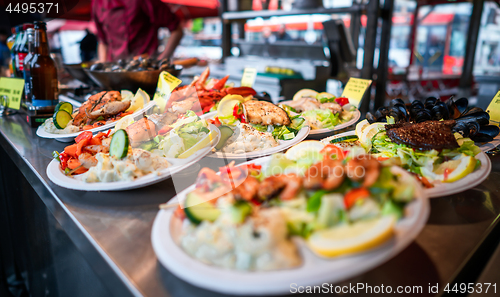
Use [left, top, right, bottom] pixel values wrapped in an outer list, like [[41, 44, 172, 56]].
[[1, 114, 500, 297]]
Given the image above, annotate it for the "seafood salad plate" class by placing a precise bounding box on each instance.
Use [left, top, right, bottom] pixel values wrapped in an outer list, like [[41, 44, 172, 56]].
[[47, 110, 220, 191], [321, 97, 497, 197], [167, 66, 257, 114], [37, 89, 156, 142], [279, 89, 360, 137], [152, 147, 430, 295], [202, 95, 310, 159]]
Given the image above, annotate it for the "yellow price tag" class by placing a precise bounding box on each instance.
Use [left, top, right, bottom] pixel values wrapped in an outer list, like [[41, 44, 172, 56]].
[[241, 68, 257, 87], [486, 90, 500, 126], [0, 77, 25, 110], [341, 78, 372, 108], [153, 71, 182, 113]]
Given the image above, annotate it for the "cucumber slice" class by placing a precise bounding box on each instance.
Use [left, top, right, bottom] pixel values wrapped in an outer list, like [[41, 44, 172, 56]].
[[53, 110, 73, 129], [109, 129, 129, 159], [215, 125, 234, 150], [330, 135, 359, 143], [55, 102, 73, 115], [283, 132, 295, 140], [184, 192, 221, 224], [229, 200, 252, 224]]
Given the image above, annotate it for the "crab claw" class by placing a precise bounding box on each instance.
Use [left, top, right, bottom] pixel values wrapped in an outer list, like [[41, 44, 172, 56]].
[[226, 87, 257, 97]]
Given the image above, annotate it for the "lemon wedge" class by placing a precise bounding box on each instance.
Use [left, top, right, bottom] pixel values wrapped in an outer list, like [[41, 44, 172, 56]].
[[359, 122, 386, 148], [285, 140, 325, 161], [177, 129, 217, 159], [355, 119, 370, 137], [293, 89, 318, 101], [114, 114, 135, 131], [121, 90, 134, 102], [421, 154, 476, 183], [126, 88, 149, 112], [307, 216, 396, 257], [217, 95, 245, 124]]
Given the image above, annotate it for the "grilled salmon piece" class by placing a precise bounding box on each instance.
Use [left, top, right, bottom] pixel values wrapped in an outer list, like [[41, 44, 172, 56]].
[[73, 91, 130, 126], [243, 100, 291, 126]]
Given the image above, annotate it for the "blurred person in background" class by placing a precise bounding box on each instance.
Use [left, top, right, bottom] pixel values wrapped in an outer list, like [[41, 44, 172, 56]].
[[92, 0, 184, 62], [275, 24, 292, 41], [0, 29, 10, 76], [79, 29, 98, 61]]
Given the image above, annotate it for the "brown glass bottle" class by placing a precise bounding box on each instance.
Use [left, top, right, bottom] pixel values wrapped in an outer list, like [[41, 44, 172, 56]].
[[29, 21, 58, 108]]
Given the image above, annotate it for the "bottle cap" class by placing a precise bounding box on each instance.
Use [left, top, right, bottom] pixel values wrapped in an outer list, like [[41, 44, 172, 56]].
[[34, 21, 47, 30], [22, 23, 34, 30]]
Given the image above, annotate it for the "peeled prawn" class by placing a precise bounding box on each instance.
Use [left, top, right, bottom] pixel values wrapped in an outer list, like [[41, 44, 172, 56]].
[[231, 175, 260, 201], [78, 152, 98, 169], [304, 159, 345, 190], [258, 173, 302, 200], [345, 155, 381, 187]]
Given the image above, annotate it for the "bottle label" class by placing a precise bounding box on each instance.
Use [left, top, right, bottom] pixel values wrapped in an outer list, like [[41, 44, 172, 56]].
[[32, 99, 58, 107], [16, 53, 27, 71]]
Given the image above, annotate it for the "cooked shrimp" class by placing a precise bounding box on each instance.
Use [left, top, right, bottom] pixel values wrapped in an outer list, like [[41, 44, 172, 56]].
[[78, 152, 98, 169], [84, 144, 109, 154], [320, 102, 342, 114], [125, 117, 156, 144], [170, 97, 200, 114], [231, 175, 260, 201], [258, 173, 302, 200], [304, 159, 345, 190], [287, 97, 320, 112], [345, 155, 381, 187]]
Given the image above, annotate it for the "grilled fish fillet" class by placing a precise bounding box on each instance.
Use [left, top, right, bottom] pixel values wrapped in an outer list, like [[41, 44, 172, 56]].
[[73, 91, 130, 126], [385, 120, 458, 150], [243, 100, 291, 126]]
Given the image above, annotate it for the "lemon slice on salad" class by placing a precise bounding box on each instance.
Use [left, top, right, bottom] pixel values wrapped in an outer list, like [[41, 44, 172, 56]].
[[285, 140, 325, 161], [307, 216, 396, 257], [293, 89, 318, 101], [421, 154, 476, 183], [115, 114, 135, 130], [177, 129, 217, 159], [355, 119, 370, 137], [359, 122, 386, 147], [217, 95, 245, 124]]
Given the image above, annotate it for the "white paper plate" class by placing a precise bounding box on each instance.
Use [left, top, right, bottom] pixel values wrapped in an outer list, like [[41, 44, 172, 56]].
[[201, 111, 310, 159], [46, 124, 220, 191], [151, 156, 430, 295], [36, 101, 157, 142], [322, 131, 492, 198]]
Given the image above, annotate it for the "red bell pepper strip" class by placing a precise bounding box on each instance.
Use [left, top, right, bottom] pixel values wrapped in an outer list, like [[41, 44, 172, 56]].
[[75, 131, 93, 143], [344, 187, 370, 209], [335, 97, 349, 106], [59, 152, 70, 170], [226, 87, 257, 97], [212, 75, 230, 90]]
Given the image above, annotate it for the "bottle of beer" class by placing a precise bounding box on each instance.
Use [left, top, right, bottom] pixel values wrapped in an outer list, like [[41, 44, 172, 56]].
[[7, 27, 17, 76], [10, 26, 21, 76], [15, 23, 33, 78], [30, 21, 58, 108], [23, 28, 35, 105]]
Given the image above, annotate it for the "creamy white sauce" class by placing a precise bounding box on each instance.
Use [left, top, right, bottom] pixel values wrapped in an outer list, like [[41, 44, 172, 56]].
[[42, 118, 80, 134], [222, 123, 278, 154], [80, 149, 170, 183], [180, 198, 301, 271]]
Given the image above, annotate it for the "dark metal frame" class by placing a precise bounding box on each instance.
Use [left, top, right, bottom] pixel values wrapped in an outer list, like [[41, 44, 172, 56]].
[[219, 0, 392, 113]]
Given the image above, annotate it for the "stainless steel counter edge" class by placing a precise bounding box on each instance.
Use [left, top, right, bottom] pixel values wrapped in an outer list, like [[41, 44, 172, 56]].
[[0, 128, 144, 297]]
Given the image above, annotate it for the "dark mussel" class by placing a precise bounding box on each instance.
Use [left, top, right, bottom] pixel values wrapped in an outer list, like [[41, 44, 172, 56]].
[[455, 111, 490, 126], [471, 132, 495, 143], [374, 106, 390, 122], [90, 62, 104, 71], [447, 97, 469, 119], [430, 101, 450, 120], [366, 112, 376, 124], [424, 97, 438, 110], [392, 103, 409, 121], [390, 98, 405, 106], [461, 107, 484, 117], [117, 59, 127, 68], [414, 109, 432, 123], [110, 65, 123, 72], [474, 125, 500, 142], [157, 58, 170, 68], [452, 121, 480, 138], [411, 100, 425, 110]]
